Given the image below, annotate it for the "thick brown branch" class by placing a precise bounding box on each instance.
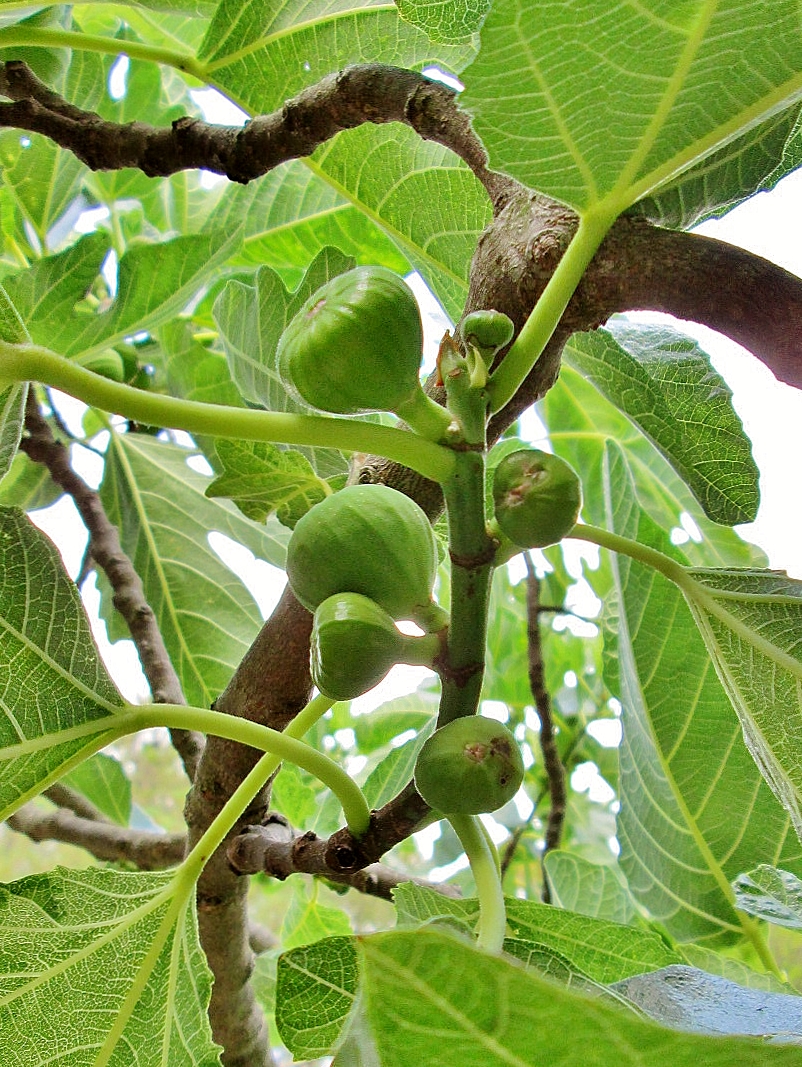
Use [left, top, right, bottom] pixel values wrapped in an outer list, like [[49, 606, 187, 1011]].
[[20, 397, 202, 780], [228, 816, 460, 902], [0, 60, 510, 205], [183, 583, 315, 1067], [8, 803, 186, 869]]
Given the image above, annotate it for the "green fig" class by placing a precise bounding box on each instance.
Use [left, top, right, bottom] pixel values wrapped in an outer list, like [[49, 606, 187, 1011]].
[[311, 592, 439, 701], [460, 310, 514, 357], [492, 448, 581, 549], [414, 716, 524, 815], [286, 483, 445, 629], [278, 266, 424, 416]]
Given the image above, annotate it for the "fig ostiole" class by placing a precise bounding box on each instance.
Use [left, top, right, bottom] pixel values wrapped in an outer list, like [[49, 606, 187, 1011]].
[[311, 592, 440, 701], [286, 483, 447, 630], [490, 448, 581, 557], [414, 716, 524, 815], [276, 265, 451, 440]]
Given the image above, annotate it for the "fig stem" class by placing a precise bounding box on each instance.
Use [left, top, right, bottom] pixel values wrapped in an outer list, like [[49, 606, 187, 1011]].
[[438, 450, 495, 725], [0, 341, 456, 484], [448, 813, 507, 953], [487, 208, 616, 415], [176, 692, 340, 885]]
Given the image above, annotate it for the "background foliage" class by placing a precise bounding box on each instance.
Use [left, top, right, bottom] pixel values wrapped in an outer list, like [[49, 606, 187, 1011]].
[[1, 1, 802, 1065]]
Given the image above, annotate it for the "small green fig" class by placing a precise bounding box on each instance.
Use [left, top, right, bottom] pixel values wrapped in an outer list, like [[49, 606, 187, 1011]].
[[277, 266, 424, 416], [311, 592, 438, 701], [460, 310, 514, 357], [414, 716, 524, 815], [492, 448, 581, 549], [286, 483, 444, 629]]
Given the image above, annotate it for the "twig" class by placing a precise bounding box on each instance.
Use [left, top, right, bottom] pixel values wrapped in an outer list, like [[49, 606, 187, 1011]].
[[523, 554, 567, 903], [20, 395, 202, 780], [227, 815, 461, 902], [0, 60, 510, 206], [8, 803, 186, 870], [44, 782, 112, 823]]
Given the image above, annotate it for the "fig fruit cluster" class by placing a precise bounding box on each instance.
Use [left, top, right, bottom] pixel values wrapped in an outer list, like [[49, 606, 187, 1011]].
[[414, 716, 524, 815], [286, 484, 443, 700]]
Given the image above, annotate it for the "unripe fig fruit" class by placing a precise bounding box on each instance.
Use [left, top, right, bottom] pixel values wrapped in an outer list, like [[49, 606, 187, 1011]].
[[492, 448, 581, 548], [414, 716, 524, 815], [286, 483, 442, 627], [277, 266, 424, 416], [460, 310, 514, 356], [311, 592, 438, 700]]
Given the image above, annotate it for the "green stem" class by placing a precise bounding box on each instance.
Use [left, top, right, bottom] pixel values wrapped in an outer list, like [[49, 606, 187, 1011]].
[[395, 387, 454, 443], [438, 451, 495, 725], [0, 25, 206, 80], [448, 814, 506, 953], [177, 692, 336, 884], [2, 699, 370, 837], [0, 342, 455, 484], [569, 522, 692, 590], [487, 209, 617, 415]]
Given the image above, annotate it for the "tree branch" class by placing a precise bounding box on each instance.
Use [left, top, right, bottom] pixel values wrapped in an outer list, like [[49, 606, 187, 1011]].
[[183, 583, 315, 1067], [0, 60, 510, 206], [8, 803, 186, 869], [227, 815, 460, 902], [523, 556, 566, 902], [20, 396, 203, 780]]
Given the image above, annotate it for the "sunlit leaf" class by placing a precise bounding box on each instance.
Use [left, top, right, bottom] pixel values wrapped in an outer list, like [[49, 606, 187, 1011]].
[[205, 438, 330, 527], [394, 884, 680, 983], [564, 323, 759, 525], [394, 0, 488, 43], [600, 443, 802, 943], [544, 851, 636, 925], [0, 866, 221, 1066], [0, 507, 124, 820], [99, 432, 288, 708], [462, 0, 802, 216], [198, 1, 475, 113], [276, 936, 358, 1060]]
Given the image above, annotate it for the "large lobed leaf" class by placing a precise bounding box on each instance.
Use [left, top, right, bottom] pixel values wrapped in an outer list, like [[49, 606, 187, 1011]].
[[0, 866, 221, 1066], [99, 433, 288, 709], [462, 0, 802, 217], [599, 444, 802, 943], [0, 507, 125, 821]]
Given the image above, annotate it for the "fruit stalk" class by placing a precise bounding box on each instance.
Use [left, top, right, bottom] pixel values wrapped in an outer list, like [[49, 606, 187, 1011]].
[[437, 450, 495, 725], [448, 813, 507, 953]]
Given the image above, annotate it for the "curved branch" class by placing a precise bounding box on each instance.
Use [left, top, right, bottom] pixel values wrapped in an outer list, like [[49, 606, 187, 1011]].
[[21, 396, 202, 780], [8, 803, 186, 870], [227, 816, 460, 902], [0, 60, 511, 206], [581, 218, 802, 391]]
